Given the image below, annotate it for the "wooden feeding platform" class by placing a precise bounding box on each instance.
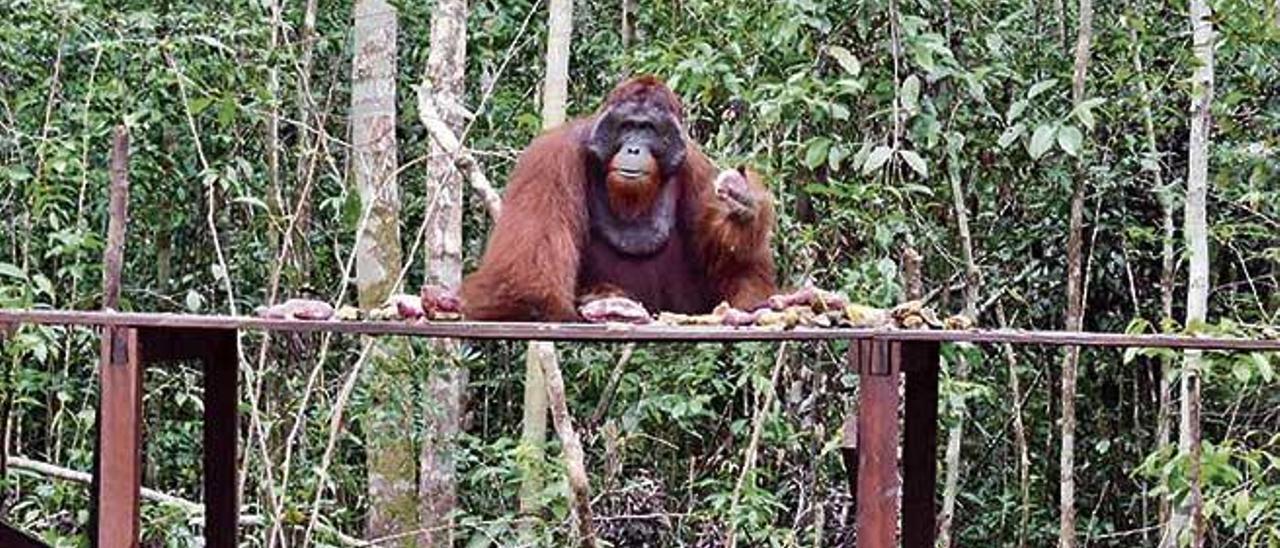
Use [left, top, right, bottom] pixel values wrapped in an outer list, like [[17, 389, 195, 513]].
[[1, 309, 1277, 548]]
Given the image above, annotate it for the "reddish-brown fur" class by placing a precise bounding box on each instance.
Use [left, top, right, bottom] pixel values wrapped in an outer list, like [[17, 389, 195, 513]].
[[605, 156, 662, 220], [459, 77, 776, 320]]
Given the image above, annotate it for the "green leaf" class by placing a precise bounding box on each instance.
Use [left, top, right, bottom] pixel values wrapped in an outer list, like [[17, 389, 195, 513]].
[[862, 146, 895, 175], [189, 97, 213, 116], [217, 96, 237, 126], [185, 290, 204, 313], [1074, 106, 1096, 131], [0, 262, 26, 280], [804, 138, 832, 169], [1006, 100, 1028, 124], [1057, 125, 1083, 157], [1122, 347, 1140, 365], [1232, 360, 1252, 384], [6, 166, 32, 181], [898, 150, 928, 178], [901, 75, 921, 113], [828, 144, 851, 171], [1078, 97, 1106, 110], [830, 102, 850, 121], [31, 274, 54, 298], [1029, 124, 1057, 160], [826, 46, 861, 76], [997, 123, 1026, 149], [1027, 79, 1057, 100], [233, 196, 270, 211]]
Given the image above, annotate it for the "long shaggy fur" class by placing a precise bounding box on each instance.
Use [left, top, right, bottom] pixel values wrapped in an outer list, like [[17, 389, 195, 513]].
[[459, 77, 776, 320]]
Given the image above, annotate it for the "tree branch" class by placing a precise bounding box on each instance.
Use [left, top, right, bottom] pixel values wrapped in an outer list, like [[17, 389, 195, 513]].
[[416, 87, 503, 220], [5, 456, 365, 546]]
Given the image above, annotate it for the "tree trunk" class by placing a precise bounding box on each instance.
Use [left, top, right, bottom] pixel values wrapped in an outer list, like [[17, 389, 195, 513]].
[[996, 304, 1031, 548], [352, 1, 416, 543], [1166, 2, 1213, 546], [1054, 0, 1067, 51], [291, 0, 320, 281], [540, 344, 598, 547], [938, 134, 980, 547], [1129, 19, 1177, 534], [418, 0, 469, 546], [1060, 0, 1092, 546], [543, 0, 573, 129], [621, 0, 639, 47], [518, 0, 574, 536], [265, 0, 284, 267], [518, 342, 551, 525]]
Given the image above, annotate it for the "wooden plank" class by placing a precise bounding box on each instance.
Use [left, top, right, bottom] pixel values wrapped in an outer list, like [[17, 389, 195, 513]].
[[139, 327, 226, 363], [1, 310, 1278, 349], [855, 339, 900, 547], [202, 330, 239, 548], [0, 328, 8, 508], [901, 342, 940, 548], [0, 521, 47, 548], [97, 327, 141, 548]]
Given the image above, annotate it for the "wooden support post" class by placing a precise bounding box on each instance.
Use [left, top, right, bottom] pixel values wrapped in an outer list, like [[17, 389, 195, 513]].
[[91, 124, 132, 548], [134, 327, 240, 546], [0, 521, 45, 548], [96, 327, 142, 548], [902, 342, 940, 548], [855, 339, 900, 547], [202, 330, 239, 548], [0, 325, 8, 507]]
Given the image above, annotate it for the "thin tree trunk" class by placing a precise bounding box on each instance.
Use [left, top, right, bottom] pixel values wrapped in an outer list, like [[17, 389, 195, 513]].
[[1054, 0, 1067, 51], [104, 126, 129, 312], [518, 0, 575, 537], [1129, 18, 1177, 533], [518, 342, 551, 525], [726, 344, 789, 548], [1060, 0, 1093, 546], [996, 304, 1031, 548], [543, 0, 573, 128], [621, 0, 638, 47], [418, 0, 469, 545], [938, 134, 980, 547], [1166, 2, 1213, 546], [266, 0, 284, 266], [291, 0, 320, 281], [352, 1, 416, 543], [540, 343, 598, 547]]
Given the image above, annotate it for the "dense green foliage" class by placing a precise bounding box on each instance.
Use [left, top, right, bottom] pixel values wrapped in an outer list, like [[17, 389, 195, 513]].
[[1, 0, 1278, 546]]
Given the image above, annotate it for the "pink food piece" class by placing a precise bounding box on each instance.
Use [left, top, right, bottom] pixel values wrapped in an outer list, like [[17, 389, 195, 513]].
[[389, 294, 425, 319], [721, 307, 763, 326], [420, 284, 463, 315], [767, 286, 848, 311], [579, 297, 652, 324], [256, 298, 334, 320]]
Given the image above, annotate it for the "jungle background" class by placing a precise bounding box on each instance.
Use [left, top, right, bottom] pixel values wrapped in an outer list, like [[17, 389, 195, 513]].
[[1, 0, 1279, 546]]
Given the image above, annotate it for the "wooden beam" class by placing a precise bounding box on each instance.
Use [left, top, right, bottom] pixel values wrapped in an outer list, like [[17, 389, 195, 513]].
[[855, 339, 900, 547], [0, 310, 1276, 350], [96, 327, 142, 548], [0, 521, 46, 548], [202, 330, 239, 548], [902, 342, 940, 548]]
